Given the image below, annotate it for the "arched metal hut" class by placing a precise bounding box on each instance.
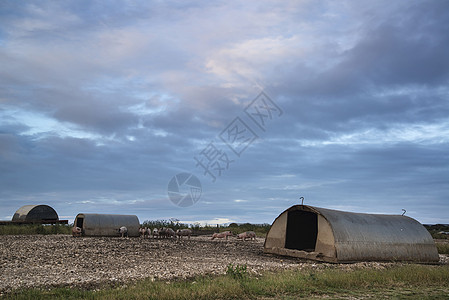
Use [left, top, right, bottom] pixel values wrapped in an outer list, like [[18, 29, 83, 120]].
[[12, 205, 59, 222], [74, 213, 140, 237], [264, 205, 439, 263]]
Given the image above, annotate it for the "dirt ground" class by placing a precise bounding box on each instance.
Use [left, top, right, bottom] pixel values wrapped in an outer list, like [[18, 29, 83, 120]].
[[0, 235, 447, 293]]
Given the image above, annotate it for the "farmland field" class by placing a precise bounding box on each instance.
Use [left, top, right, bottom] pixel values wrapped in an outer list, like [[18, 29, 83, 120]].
[[1, 235, 448, 298], [0, 234, 297, 292]]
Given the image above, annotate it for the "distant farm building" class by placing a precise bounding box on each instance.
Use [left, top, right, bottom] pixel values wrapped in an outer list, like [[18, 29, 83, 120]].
[[264, 205, 439, 263], [74, 213, 140, 237], [3, 204, 68, 225]]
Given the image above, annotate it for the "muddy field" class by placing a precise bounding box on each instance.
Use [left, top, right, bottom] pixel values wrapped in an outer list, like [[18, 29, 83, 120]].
[[1, 235, 447, 293]]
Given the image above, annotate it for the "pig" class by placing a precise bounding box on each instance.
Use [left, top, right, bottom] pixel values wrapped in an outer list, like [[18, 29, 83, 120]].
[[72, 226, 82, 237], [152, 228, 159, 239], [158, 227, 167, 238], [176, 229, 192, 239], [237, 231, 256, 241], [118, 226, 128, 238], [166, 228, 176, 238], [158, 227, 176, 239], [139, 227, 146, 238], [211, 231, 233, 240]]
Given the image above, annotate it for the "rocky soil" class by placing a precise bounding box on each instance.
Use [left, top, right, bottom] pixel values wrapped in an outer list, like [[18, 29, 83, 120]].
[[0, 234, 296, 293], [1, 235, 447, 293]]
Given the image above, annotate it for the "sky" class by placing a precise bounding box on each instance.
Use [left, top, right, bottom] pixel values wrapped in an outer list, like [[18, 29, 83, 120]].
[[0, 0, 448, 225]]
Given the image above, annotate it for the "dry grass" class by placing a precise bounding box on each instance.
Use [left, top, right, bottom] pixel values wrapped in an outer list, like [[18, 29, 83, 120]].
[[436, 242, 449, 254], [0, 224, 71, 235], [5, 264, 449, 299]]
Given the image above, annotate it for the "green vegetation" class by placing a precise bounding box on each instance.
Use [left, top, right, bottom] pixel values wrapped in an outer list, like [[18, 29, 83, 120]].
[[0, 224, 72, 235], [425, 224, 449, 239], [436, 242, 449, 255], [5, 264, 449, 299], [226, 263, 248, 279], [227, 222, 271, 236], [141, 220, 271, 237]]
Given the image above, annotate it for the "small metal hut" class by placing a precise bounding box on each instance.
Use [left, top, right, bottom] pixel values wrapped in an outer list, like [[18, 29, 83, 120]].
[[73, 213, 140, 237], [264, 205, 439, 263]]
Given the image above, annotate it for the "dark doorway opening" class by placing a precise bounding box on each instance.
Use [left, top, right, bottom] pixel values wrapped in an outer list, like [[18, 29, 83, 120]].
[[285, 210, 318, 252], [76, 217, 84, 228]]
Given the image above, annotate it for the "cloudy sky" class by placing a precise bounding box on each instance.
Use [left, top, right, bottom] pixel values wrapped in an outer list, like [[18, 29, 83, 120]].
[[1, 1, 448, 225]]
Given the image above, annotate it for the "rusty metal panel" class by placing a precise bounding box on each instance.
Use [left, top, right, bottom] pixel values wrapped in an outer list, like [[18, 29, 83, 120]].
[[75, 213, 140, 237]]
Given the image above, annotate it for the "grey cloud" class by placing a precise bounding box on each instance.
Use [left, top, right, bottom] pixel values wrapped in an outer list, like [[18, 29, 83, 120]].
[[275, 1, 449, 102], [52, 100, 137, 135], [318, 1, 449, 93], [0, 0, 448, 224]]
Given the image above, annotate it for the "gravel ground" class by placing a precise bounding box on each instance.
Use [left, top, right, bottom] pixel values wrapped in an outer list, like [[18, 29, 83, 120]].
[[1, 235, 447, 293], [0, 234, 298, 293]]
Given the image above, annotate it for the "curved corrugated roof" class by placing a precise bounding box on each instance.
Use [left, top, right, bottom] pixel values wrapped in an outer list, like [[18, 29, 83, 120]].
[[74, 213, 140, 237], [264, 205, 439, 262], [307, 206, 437, 262], [12, 205, 59, 222]]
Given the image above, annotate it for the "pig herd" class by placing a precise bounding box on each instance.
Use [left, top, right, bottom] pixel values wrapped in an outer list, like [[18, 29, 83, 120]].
[[139, 227, 192, 239], [139, 228, 257, 241], [72, 225, 257, 241]]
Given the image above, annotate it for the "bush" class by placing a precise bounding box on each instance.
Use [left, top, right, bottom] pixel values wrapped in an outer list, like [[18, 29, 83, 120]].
[[436, 243, 449, 254], [425, 224, 449, 239], [141, 220, 190, 231], [141, 220, 271, 237]]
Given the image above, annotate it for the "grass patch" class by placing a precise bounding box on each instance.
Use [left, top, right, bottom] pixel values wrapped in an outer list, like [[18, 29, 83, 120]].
[[0, 224, 72, 235], [436, 242, 449, 254], [226, 263, 248, 279], [5, 264, 449, 299]]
